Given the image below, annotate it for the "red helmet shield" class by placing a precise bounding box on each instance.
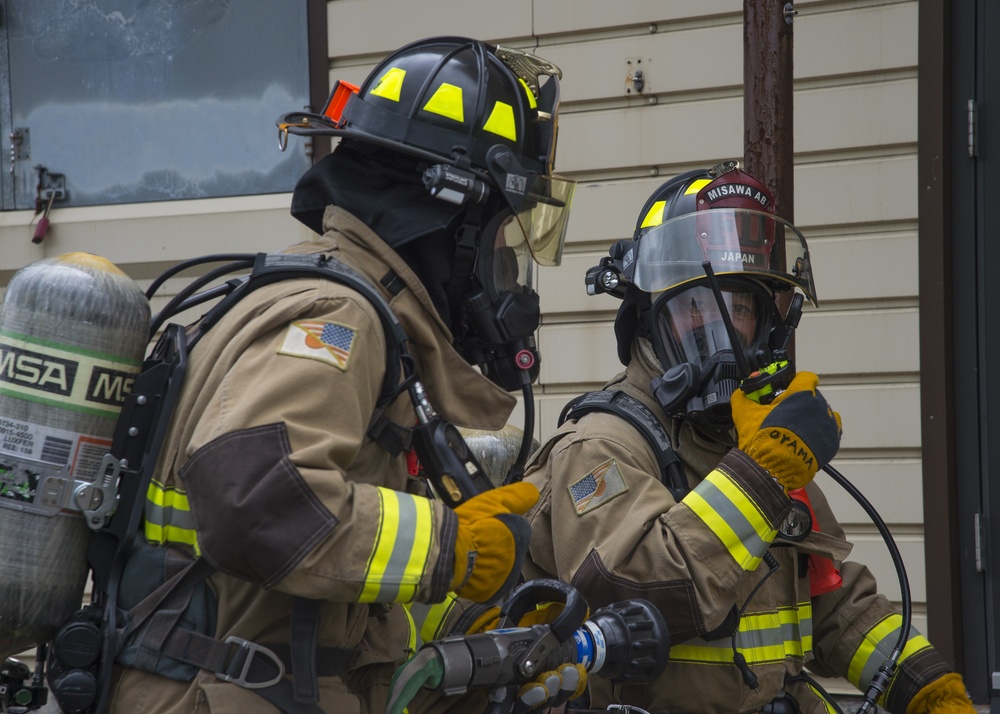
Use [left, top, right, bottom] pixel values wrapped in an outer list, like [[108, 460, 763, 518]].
[[693, 169, 777, 273], [695, 169, 775, 213]]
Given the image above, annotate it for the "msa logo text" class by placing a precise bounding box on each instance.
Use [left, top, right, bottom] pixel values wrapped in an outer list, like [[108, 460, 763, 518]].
[[87, 367, 134, 407], [0, 344, 77, 396]]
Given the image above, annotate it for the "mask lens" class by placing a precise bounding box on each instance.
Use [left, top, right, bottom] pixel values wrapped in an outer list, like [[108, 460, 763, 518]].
[[654, 285, 763, 370], [493, 215, 534, 294]]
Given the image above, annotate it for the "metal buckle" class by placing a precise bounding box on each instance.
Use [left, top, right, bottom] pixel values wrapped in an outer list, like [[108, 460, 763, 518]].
[[219, 637, 285, 689], [606, 706, 652, 714]]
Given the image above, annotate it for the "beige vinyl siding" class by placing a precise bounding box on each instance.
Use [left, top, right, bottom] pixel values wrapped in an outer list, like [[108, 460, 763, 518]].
[[0, 0, 922, 696]]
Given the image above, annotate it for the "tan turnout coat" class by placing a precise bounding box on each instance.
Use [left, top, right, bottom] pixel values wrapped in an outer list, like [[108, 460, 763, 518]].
[[523, 342, 951, 714], [110, 206, 514, 714]]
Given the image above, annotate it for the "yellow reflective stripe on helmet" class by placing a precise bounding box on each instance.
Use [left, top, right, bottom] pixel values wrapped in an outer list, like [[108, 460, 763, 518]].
[[683, 469, 778, 571], [670, 602, 812, 664], [847, 613, 931, 695], [144, 479, 200, 554], [371, 67, 406, 102], [517, 78, 537, 109], [483, 101, 516, 141], [405, 592, 460, 649], [642, 179, 714, 228], [685, 178, 712, 195], [423, 83, 464, 123], [359, 487, 434, 603], [640, 200, 666, 229]]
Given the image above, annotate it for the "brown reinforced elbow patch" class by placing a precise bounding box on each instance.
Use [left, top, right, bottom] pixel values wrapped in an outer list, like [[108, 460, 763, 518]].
[[571, 549, 705, 641], [180, 423, 338, 587]]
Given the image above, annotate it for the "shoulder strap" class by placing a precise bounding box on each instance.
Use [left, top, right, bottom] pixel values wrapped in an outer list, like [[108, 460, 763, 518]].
[[191, 252, 409, 411], [558, 390, 689, 500]]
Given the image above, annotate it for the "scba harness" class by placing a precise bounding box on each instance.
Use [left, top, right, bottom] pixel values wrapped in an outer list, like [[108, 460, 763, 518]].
[[558, 389, 689, 501], [43, 252, 446, 714]]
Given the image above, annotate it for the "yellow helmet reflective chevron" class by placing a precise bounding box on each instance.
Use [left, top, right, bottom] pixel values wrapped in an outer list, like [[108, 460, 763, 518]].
[[280, 36, 558, 177], [277, 37, 575, 267]]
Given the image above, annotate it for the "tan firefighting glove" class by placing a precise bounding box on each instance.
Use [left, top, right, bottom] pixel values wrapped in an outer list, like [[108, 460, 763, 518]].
[[466, 601, 565, 634], [464, 601, 585, 714], [730, 371, 842, 491], [449, 482, 538, 604], [513, 662, 588, 713], [907, 673, 977, 714]]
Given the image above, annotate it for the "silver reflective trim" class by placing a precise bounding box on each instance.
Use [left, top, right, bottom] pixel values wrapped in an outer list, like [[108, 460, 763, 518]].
[[691, 477, 771, 561], [373, 492, 418, 603]]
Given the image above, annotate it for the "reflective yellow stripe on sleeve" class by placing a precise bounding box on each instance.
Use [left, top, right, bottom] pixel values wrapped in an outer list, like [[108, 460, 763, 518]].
[[683, 469, 778, 571], [406, 593, 461, 649], [670, 602, 812, 665], [144, 479, 200, 554], [400, 601, 419, 653], [405, 592, 460, 649], [805, 682, 841, 714], [360, 487, 435, 603], [847, 613, 932, 699]]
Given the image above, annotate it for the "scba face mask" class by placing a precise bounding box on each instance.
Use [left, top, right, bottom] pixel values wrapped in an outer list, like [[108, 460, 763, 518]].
[[457, 210, 543, 391], [646, 279, 783, 434]]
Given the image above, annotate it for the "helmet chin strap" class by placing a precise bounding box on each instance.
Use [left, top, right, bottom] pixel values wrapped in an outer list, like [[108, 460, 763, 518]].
[[444, 201, 485, 318]]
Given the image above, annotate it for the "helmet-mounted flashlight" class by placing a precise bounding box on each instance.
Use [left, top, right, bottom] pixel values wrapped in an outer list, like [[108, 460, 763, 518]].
[[422, 165, 490, 206]]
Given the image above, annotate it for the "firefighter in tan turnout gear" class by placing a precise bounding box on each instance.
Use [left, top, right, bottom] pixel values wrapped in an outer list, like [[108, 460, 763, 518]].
[[521, 163, 976, 714], [108, 36, 575, 714]]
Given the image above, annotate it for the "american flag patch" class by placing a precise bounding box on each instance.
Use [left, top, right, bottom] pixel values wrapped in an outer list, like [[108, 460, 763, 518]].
[[568, 458, 627, 515], [279, 320, 356, 370]]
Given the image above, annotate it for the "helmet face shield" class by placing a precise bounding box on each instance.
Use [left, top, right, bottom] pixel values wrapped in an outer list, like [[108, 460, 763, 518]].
[[631, 209, 817, 304], [509, 173, 575, 266]]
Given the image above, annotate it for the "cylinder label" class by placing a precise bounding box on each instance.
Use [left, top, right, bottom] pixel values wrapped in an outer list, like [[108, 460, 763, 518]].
[[0, 329, 141, 418], [0, 416, 112, 480]]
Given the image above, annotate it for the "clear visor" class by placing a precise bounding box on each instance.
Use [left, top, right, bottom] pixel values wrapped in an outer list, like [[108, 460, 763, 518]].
[[492, 214, 536, 294], [654, 284, 770, 370], [632, 208, 817, 304], [509, 174, 576, 267]]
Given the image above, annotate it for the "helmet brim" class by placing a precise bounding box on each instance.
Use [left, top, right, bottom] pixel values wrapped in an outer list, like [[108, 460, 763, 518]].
[[277, 111, 449, 165], [630, 209, 818, 305]]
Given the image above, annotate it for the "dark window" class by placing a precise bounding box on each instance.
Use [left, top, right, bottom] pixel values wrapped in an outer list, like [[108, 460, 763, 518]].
[[0, 0, 313, 210]]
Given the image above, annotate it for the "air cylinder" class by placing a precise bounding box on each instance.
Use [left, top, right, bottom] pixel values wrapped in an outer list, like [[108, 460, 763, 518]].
[[458, 424, 539, 487], [0, 253, 149, 658]]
